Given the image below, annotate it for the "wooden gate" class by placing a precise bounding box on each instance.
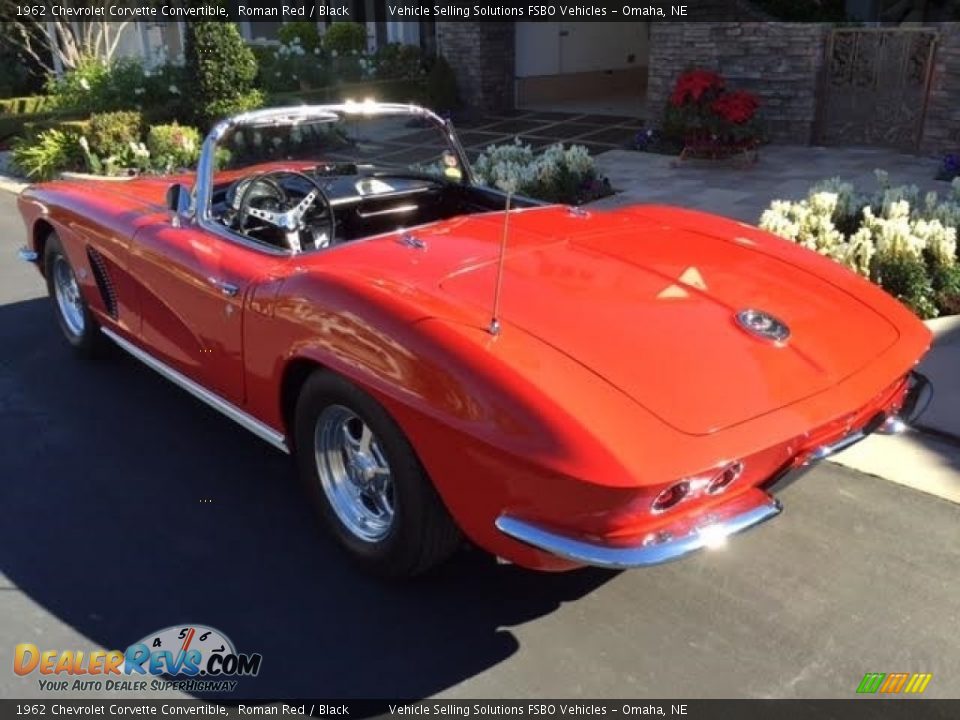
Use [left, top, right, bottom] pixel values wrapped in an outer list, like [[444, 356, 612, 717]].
[[815, 28, 938, 150]]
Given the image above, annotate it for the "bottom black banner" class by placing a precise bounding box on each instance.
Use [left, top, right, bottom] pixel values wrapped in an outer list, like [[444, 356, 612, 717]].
[[3, 700, 959, 720]]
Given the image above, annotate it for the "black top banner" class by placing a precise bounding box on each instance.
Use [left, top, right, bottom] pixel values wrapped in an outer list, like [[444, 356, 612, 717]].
[[4, 700, 960, 719], [0, 0, 825, 23]]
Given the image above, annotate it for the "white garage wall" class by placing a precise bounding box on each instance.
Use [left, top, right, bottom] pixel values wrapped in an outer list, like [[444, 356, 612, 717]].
[[516, 21, 648, 78]]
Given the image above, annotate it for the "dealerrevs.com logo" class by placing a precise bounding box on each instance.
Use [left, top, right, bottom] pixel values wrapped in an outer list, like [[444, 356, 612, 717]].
[[14, 625, 262, 693]]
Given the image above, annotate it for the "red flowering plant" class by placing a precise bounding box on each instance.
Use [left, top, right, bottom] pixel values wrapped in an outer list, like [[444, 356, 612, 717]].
[[663, 68, 762, 152]]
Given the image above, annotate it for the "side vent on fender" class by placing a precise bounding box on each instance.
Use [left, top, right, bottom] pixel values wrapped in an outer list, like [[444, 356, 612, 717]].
[[86, 247, 118, 319]]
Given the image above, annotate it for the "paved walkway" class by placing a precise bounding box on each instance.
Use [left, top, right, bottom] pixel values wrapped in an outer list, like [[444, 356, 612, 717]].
[[592, 144, 946, 225]]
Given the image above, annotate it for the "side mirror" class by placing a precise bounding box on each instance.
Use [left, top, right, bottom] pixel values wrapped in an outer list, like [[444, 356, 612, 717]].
[[166, 183, 192, 225]]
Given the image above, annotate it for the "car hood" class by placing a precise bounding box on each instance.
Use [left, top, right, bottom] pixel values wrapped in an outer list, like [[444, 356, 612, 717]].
[[436, 207, 900, 435]]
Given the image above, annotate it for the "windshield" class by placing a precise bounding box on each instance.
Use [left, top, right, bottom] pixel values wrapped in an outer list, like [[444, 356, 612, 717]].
[[212, 108, 468, 184]]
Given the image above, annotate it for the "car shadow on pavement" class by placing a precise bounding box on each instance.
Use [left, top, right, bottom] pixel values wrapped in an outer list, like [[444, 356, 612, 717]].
[[0, 297, 616, 701]]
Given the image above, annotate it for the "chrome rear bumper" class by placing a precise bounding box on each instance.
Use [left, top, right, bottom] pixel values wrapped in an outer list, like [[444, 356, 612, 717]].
[[496, 490, 782, 569], [802, 371, 931, 463], [496, 371, 931, 570]]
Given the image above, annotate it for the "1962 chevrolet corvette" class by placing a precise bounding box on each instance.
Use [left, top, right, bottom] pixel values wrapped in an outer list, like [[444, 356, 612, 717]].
[[17, 102, 932, 577]]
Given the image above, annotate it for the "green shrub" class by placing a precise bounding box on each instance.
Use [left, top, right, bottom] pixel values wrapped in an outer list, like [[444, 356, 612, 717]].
[[203, 90, 265, 125], [871, 251, 938, 319], [46, 56, 153, 115], [331, 54, 376, 83], [278, 21, 322, 53], [930, 256, 960, 315], [146, 123, 201, 173], [185, 23, 259, 126], [425, 55, 459, 111], [11, 128, 84, 180], [374, 43, 425, 80], [257, 42, 332, 93], [44, 56, 185, 119], [141, 63, 189, 123], [323, 23, 368, 55], [87, 111, 142, 158]]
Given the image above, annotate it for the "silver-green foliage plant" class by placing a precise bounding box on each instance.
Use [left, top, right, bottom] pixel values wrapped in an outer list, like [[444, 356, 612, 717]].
[[472, 139, 609, 204]]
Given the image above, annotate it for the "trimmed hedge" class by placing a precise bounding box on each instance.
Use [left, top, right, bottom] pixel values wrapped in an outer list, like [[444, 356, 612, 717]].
[[267, 78, 428, 107], [0, 95, 56, 116], [18, 117, 91, 139]]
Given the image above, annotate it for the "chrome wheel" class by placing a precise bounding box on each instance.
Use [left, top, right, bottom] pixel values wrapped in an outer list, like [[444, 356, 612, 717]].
[[314, 405, 395, 542], [52, 255, 85, 337]]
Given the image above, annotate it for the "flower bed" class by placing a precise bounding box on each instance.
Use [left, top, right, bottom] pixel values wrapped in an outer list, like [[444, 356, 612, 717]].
[[759, 172, 960, 318], [472, 140, 612, 205], [633, 69, 763, 158]]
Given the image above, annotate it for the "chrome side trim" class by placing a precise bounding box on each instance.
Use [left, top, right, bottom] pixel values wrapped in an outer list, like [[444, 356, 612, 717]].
[[18, 247, 39, 262], [101, 327, 289, 454], [496, 492, 782, 569]]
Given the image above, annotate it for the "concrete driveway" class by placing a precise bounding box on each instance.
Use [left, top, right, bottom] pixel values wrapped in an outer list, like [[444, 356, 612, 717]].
[[1, 189, 959, 701]]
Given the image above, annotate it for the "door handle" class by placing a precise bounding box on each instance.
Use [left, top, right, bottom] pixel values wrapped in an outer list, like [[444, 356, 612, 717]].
[[208, 277, 239, 297]]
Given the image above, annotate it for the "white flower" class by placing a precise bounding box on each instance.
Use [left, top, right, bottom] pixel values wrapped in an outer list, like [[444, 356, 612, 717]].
[[330, 50, 338, 58], [134, 87, 145, 95], [79, 78, 90, 91], [169, 85, 179, 94]]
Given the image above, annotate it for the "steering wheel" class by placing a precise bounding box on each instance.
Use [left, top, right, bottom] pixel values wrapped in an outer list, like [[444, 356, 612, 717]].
[[234, 169, 334, 252]]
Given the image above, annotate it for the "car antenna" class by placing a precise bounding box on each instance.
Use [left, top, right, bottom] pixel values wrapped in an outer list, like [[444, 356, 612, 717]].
[[489, 191, 512, 336]]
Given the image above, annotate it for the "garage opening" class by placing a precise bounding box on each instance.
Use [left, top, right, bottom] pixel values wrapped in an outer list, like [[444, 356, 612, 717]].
[[514, 22, 650, 119]]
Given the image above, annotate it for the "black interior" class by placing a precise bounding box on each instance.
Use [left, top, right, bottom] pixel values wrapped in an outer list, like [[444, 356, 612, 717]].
[[211, 168, 541, 252]]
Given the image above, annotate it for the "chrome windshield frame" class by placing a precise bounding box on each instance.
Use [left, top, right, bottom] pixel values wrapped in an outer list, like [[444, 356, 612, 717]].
[[189, 102, 474, 238]]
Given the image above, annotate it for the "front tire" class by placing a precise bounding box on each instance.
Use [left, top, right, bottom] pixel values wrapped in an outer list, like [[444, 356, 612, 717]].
[[294, 371, 461, 578], [43, 232, 105, 357]]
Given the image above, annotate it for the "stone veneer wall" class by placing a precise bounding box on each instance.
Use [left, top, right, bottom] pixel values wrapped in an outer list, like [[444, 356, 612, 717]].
[[436, 22, 515, 112], [921, 22, 960, 155], [646, 23, 829, 144]]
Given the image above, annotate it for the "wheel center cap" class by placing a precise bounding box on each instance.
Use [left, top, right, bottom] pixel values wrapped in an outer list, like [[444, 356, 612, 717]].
[[350, 454, 378, 485]]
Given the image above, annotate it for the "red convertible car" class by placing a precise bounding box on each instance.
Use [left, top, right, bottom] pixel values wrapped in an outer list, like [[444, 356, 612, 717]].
[[17, 103, 932, 577]]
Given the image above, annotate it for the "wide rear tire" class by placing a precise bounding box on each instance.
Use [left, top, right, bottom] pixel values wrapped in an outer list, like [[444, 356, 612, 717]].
[[294, 370, 461, 578]]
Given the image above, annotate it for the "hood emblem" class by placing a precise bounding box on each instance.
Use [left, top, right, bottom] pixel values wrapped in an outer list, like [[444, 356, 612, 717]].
[[736, 309, 790, 343]]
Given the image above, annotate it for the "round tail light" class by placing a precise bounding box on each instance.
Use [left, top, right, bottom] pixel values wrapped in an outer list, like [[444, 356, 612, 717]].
[[706, 461, 744, 495], [651, 481, 690, 513]]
